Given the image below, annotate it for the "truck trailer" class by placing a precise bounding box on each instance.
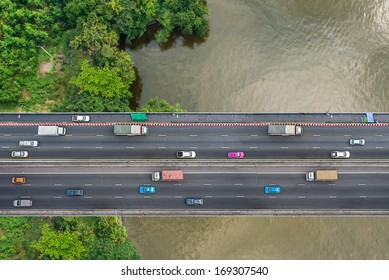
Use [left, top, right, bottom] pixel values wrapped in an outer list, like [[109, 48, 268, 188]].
[[37, 126, 66, 136], [152, 170, 184, 182], [267, 125, 303, 136], [306, 170, 338, 182], [113, 124, 149, 136]]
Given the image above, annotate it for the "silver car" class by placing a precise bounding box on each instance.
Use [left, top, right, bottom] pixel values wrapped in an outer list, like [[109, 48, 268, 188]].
[[331, 151, 350, 159], [19, 140, 39, 147], [349, 139, 365, 146], [11, 151, 29, 158]]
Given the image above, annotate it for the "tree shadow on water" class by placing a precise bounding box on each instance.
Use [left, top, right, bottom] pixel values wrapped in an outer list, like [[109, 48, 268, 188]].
[[129, 66, 143, 111]]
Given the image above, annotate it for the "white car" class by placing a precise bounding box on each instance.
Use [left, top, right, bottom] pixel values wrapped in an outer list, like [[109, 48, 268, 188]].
[[72, 115, 90, 122], [331, 151, 350, 159], [176, 151, 196, 159], [349, 139, 365, 146], [19, 140, 39, 147], [11, 151, 29, 158]]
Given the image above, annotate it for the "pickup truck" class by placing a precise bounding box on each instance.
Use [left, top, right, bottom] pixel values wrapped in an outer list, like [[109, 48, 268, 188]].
[[72, 115, 90, 122]]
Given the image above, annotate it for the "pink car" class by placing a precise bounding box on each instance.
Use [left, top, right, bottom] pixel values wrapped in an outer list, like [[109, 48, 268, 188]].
[[227, 152, 245, 159]]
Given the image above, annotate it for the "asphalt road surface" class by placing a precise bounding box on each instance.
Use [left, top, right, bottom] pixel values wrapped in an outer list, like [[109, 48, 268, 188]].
[[1, 168, 389, 211], [0, 125, 387, 160]]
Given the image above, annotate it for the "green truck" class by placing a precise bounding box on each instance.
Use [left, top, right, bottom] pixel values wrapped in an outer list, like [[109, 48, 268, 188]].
[[131, 113, 147, 121]]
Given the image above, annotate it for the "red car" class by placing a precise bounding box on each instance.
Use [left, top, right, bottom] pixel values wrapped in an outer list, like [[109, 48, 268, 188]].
[[227, 152, 245, 159]]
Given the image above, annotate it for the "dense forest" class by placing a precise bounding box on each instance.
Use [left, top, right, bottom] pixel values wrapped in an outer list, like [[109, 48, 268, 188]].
[[0, 0, 208, 112], [0, 0, 208, 259]]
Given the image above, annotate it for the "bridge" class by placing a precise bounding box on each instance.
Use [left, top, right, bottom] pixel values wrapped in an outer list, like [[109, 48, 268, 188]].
[[1, 112, 389, 216]]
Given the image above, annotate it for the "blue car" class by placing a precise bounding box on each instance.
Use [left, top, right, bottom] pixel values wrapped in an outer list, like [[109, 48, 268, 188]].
[[66, 189, 84, 196], [139, 185, 156, 194], [264, 185, 281, 194]]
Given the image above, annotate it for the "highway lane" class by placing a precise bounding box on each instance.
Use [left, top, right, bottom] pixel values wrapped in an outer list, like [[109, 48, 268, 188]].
[[1, 125, 389, 159], [2, 171, 389, 210]]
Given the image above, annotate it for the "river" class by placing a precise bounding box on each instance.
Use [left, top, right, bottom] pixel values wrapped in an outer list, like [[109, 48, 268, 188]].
[[124, 0, 389, 259]]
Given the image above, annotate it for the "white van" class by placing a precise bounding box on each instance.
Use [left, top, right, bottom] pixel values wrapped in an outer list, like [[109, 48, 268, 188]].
[[13, 199, 33, 207], [19, 140, 39, 147]]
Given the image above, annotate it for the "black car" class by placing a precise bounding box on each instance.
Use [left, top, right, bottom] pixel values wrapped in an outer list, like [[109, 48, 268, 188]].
[[185, 198, 203, 206]]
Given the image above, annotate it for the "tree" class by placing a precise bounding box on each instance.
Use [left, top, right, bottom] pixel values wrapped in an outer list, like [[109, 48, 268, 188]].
[[155, 0, 208, 43], [88, 238, 140, 260], [31, 224, 87, 260], [64, 0, 122, 27], [140, 96, 186, 112], [95, 217, 127, 242], [114, 0, 157, 41], [70, 60, 127, 98], [69, 20, 119, 60]]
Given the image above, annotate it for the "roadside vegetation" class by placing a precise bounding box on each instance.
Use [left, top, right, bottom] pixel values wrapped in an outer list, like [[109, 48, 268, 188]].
[[0, 216, 140, 260], [0, 0, 208, 112]]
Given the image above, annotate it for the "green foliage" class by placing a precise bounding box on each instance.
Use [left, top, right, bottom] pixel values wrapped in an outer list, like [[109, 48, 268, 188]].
[[70, 60, 127, 98], [19, 217, 140, 260], [31, 224, 88, 260], [88, 238, 140, 260], [70, 20, 119, 59], [114, 0, 157, 41], [95, 217, 127, 242], [0, 217, 31, 260], [59, 90, 132, 112], [140, 96, 186, 112], [0, 0, 64, 103], [155, 0, 208, 43]]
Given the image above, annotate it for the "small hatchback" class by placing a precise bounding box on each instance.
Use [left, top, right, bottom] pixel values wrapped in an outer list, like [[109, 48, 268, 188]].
[[331, 151, 350, 158], [264, 185, 281, 194], [139, 185, 156, 194], [66, 189, 84, 196], [227, 152, 245, 159], [12, 177, 27, 184], [19, 140, 39, 147], [349, 139, 365, 146], [11, 151, 28, 158], [185, 198, 204, 206]]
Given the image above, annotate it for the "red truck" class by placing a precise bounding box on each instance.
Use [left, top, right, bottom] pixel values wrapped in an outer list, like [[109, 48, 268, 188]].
[[151, 170, 184, 182]]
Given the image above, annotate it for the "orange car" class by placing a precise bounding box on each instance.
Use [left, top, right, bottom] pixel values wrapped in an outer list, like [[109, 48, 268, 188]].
[[11, 177, 27, 184]]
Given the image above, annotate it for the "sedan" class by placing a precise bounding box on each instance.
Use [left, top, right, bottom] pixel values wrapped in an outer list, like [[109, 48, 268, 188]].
[[139, 185, 156, 194], [349, 139, 365, 146], [176, 151, 196, 159], [331, 151, 350, 158], [264, 185, 281, 194], [11, 177, 27, 184], [11, 151, 29, 158], [66, 189, 84, 196], [227, 152, 245, 159], [185, 198, 204, 206]]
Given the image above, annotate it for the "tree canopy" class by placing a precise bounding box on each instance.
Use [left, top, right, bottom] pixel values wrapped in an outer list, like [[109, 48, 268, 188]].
[[140, 96, 186, 112]]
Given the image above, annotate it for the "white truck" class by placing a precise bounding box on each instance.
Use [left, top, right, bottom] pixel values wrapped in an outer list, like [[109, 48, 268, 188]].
[[113, 124, 149, 136], [267, 125, 303, 136], [37, 126, 66, 136]]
